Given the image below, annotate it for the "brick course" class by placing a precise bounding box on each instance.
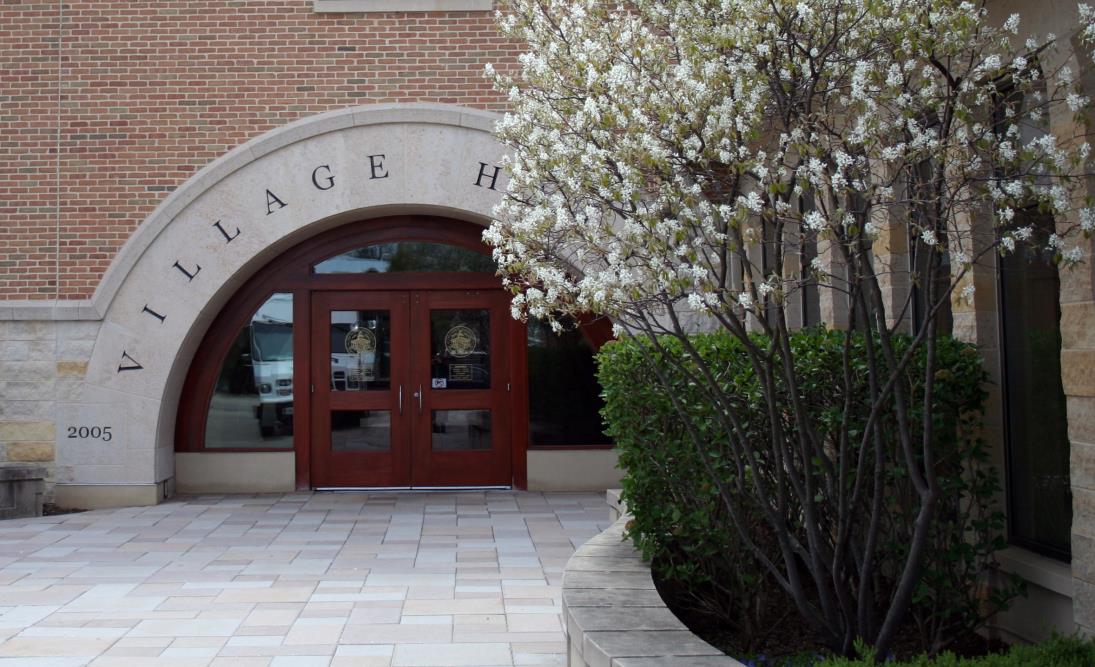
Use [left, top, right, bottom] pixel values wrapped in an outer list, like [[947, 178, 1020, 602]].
[[0, 1, 517, 299]]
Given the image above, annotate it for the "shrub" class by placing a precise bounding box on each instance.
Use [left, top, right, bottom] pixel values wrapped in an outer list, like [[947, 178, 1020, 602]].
[[598, 330, 777, 645], [598, 329, 1018, 654], [817, 634, 1095, 666]]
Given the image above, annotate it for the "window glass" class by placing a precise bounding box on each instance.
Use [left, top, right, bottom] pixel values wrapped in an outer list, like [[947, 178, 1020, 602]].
[[527, 318, 612, 447], [205, 293, 294, 449], [430, 309, 490, 390], [908, 158, 954, 336], [330, 310, 392, 391], [313, 242, 496, 274], [432, 410, 492, 451], [909, 236, 954, 336], [800, 235, 820, 328], [1001, 212, 1071, 559], [331, 411, 391, 451]]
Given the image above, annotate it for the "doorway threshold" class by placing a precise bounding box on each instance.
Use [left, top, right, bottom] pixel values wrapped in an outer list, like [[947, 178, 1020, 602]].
[[315, 486, 512, 492]]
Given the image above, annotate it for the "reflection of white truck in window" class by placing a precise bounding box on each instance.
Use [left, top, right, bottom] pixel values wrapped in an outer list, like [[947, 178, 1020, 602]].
[[330, 312, 380, 390], [250, 293, 294, 436]]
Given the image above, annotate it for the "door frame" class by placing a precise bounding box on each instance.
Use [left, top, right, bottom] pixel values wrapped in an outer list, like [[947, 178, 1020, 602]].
[[309, 288, 514, 488], [174, 216, 530, 490]]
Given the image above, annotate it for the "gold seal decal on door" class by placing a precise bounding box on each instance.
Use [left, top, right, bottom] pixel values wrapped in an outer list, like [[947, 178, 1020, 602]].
[[345, 325, 377, 354], [444, 324, 478, 357]]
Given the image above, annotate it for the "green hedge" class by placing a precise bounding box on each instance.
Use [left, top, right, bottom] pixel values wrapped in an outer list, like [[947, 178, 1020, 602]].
[[817, 635, 1095, 666], [596, 328, 1009, 653]]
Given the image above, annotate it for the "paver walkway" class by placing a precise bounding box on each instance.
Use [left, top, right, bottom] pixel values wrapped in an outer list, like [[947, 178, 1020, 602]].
[[0, 491, 612, 666]]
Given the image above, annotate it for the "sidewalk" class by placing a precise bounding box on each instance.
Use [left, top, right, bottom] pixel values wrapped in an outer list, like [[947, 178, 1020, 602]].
[[0, 491, 612, 666]]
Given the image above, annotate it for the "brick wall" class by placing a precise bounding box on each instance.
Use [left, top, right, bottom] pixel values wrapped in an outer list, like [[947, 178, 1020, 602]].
[[0, 3, 60, 298], [0, 1, 517, 299]]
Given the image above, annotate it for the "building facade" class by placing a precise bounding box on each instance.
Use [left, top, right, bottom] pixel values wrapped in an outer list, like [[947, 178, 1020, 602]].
[[0, 0, 1091, 645]]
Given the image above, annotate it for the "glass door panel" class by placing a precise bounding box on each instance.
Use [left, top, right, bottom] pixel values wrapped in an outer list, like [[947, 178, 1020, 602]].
[[432, 409, 491, 451], [330, 310, 392, 391], [331, 410, 391, 452], [429, 309, 490, 390]]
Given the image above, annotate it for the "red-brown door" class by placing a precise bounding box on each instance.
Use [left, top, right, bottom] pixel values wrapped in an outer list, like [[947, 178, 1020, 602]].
[[409, 289, 512, 487], [311, 291, 412, 487], [310, 289, 512, 488]]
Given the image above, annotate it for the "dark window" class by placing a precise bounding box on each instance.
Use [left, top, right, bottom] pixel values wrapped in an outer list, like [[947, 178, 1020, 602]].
[[1000, 211, 1071, 560], [908, 157, 953, 336], [908, 227, 954, 336], [989, 81, 1071, 558], [800, 228, 820, 328], [796, 196, 821, 328], [527, 318, 612, 447], [313, 242, 496, 274]]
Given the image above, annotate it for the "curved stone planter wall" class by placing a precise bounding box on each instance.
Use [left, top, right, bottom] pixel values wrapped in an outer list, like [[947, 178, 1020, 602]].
[[562, 495, 744, 667]]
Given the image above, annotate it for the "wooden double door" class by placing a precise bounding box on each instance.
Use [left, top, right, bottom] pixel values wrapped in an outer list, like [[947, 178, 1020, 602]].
[[310, 289, 513, 488]]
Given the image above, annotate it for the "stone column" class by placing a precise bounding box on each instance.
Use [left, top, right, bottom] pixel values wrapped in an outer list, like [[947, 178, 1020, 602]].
[[0, 318, 100, 503], [1058, 31, 1095, 636]]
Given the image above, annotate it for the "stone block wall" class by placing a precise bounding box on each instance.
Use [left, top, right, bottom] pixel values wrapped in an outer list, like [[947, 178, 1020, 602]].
[[0, 319, 99, 499], [1064, 252, 1095, 636], [1057, 17, 1095, 638]]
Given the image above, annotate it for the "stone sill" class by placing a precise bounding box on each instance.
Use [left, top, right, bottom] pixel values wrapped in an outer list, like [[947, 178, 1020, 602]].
[[997, 546, 1073, 598], [313, 0, 492, 12], [0, 300, 101, 321], [562, 493, 743, 667]]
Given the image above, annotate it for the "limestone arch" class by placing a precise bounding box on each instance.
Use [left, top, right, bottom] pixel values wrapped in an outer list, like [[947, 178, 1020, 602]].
[[64, 104, 509, 500]]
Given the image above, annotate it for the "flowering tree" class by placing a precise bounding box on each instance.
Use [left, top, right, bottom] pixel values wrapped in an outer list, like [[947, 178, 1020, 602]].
[[487, 0, 1095, 657]]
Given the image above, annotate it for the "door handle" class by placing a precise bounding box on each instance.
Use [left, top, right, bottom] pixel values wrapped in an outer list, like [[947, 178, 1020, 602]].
[[414, 384, 423, 414], [398, 385, 403, 415]]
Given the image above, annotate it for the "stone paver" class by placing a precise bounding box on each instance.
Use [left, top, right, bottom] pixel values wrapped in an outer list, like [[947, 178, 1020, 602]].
[[0, 491, 611, 666]]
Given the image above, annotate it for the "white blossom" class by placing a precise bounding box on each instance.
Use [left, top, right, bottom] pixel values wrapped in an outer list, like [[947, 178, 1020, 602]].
[[804, 211, 827, 231], [739, 191, 765, 213], [485, 0, 1093, 339], [1080, 208, 1095, 232], [1067, 93, 1089, 112], [961, 284, 976, 303]]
